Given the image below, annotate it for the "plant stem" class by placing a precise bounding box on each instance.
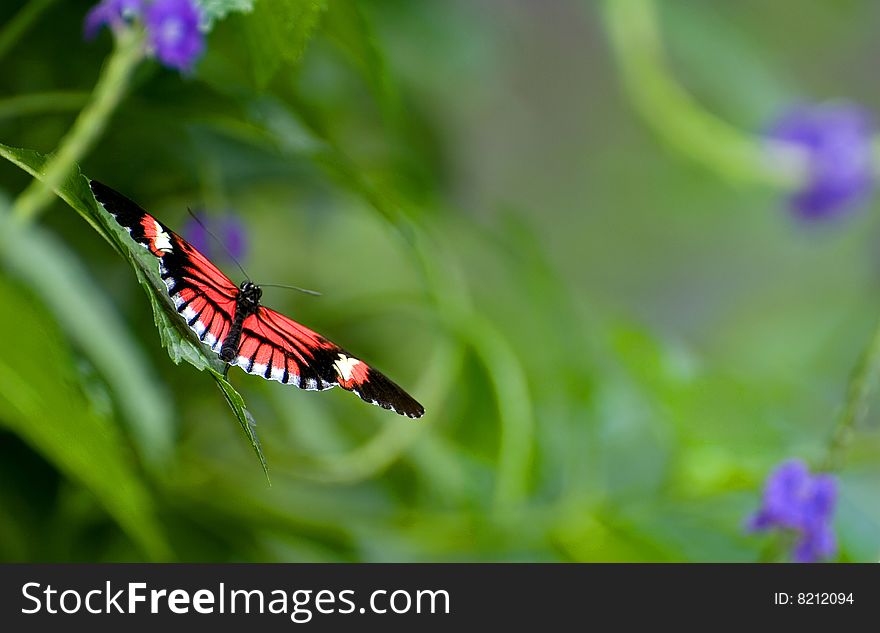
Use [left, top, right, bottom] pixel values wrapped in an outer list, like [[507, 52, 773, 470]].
[[601, 0, 802, 189], [11, 28, 144, 224], [0, 0, 57, 62], [823, 316, 880, 471]]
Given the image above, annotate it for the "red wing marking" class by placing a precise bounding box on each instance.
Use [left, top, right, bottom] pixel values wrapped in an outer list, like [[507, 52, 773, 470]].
[[173, 238, 239, 300], [140, 216, 174, 256], [155, 234, 238, 353], [229, 307, 425, 417]]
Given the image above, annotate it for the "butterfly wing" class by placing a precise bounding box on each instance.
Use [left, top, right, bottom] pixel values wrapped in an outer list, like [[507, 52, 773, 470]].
[[230, 306, 424, 418], [91, 179, 424, 418], [90, 179, 238, 354]]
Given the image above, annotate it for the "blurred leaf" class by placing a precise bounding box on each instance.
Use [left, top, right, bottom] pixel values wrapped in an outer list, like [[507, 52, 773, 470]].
[[0, 274, 169, 560], [225, 96, 414, 229], [323, 2, 401, 124], [198, 0, 255, 31], [241, 0, 328, 89], [0, 212, 174, 466], [0, 0, 57, 63], [0, 143, 267, 478], [464, 315, 534, 513], [0, 91, 89, 120]]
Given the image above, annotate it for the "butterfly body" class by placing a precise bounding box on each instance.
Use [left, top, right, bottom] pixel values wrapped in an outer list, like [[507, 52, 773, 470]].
[[220, 281, 262, 364], [90, 180, 424, 418]]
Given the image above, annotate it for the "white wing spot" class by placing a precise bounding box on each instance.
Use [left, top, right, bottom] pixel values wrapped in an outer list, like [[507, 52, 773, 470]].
[[193, 320, 206, 337], [181, 306, 197, 325], [333, 354, 362, 381], [153, 220, 173, 253], [270, 365, 286, 383]]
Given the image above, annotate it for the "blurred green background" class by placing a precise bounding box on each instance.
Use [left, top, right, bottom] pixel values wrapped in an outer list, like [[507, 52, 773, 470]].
[[0, 0, 879, 562]]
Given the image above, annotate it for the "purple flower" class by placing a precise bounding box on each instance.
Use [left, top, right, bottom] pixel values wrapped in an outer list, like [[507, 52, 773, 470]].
[[183, 210, 248, 264], [84, 0, 143, 39], [746, 460, 838, 563], [84, 0, 204, 73], [145, 0, 204, 72], [767, 103, 875, 220]]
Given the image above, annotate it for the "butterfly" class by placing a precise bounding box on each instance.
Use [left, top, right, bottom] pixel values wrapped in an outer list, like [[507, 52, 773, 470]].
[[90, 180, 425, 418]]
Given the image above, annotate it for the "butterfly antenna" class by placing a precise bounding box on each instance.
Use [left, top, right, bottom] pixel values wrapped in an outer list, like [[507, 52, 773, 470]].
[[186, 206, 251, 282], [260, 283, 322, 297]]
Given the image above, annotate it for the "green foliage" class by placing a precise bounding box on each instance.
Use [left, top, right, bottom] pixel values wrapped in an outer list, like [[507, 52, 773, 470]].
[[0, 0, 877, 563], [0, 273, 168, 560], [323, 2, 400, 124], [198, 0, 255, 31], [0, 143, 267, 478], [0, 209, 173, 466], [241, 0, 328, 89]]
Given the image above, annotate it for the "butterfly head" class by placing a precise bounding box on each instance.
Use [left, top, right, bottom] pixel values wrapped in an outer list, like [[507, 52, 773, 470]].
[[239, 280, 263, 308]]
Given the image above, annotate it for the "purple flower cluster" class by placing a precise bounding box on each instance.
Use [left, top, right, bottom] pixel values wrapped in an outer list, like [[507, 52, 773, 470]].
[[746, 460, 838, 563], [145, 0, 204, 72], [84, 0, 204, 72], [767, 103, 875, 220], [182, 210, 248, 264]]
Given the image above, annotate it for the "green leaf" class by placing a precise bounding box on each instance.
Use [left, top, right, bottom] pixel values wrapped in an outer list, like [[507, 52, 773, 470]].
[[0, 142, 268, 479], [216, 373, 269, 482], [240, 0, 328, 89], [0, 273, 170, 560], [198, 0, 255, 31]]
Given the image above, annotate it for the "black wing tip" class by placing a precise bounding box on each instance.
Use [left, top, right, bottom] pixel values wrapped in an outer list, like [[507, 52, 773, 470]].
[[88, 179, 151, 227], [88, 178, 108, 196], [387, 399, 426, 419], [355, 368, 425, 419], [398, 400, 426, 419], [89, 179, 126, 208], [367, 391, 426, 419]]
